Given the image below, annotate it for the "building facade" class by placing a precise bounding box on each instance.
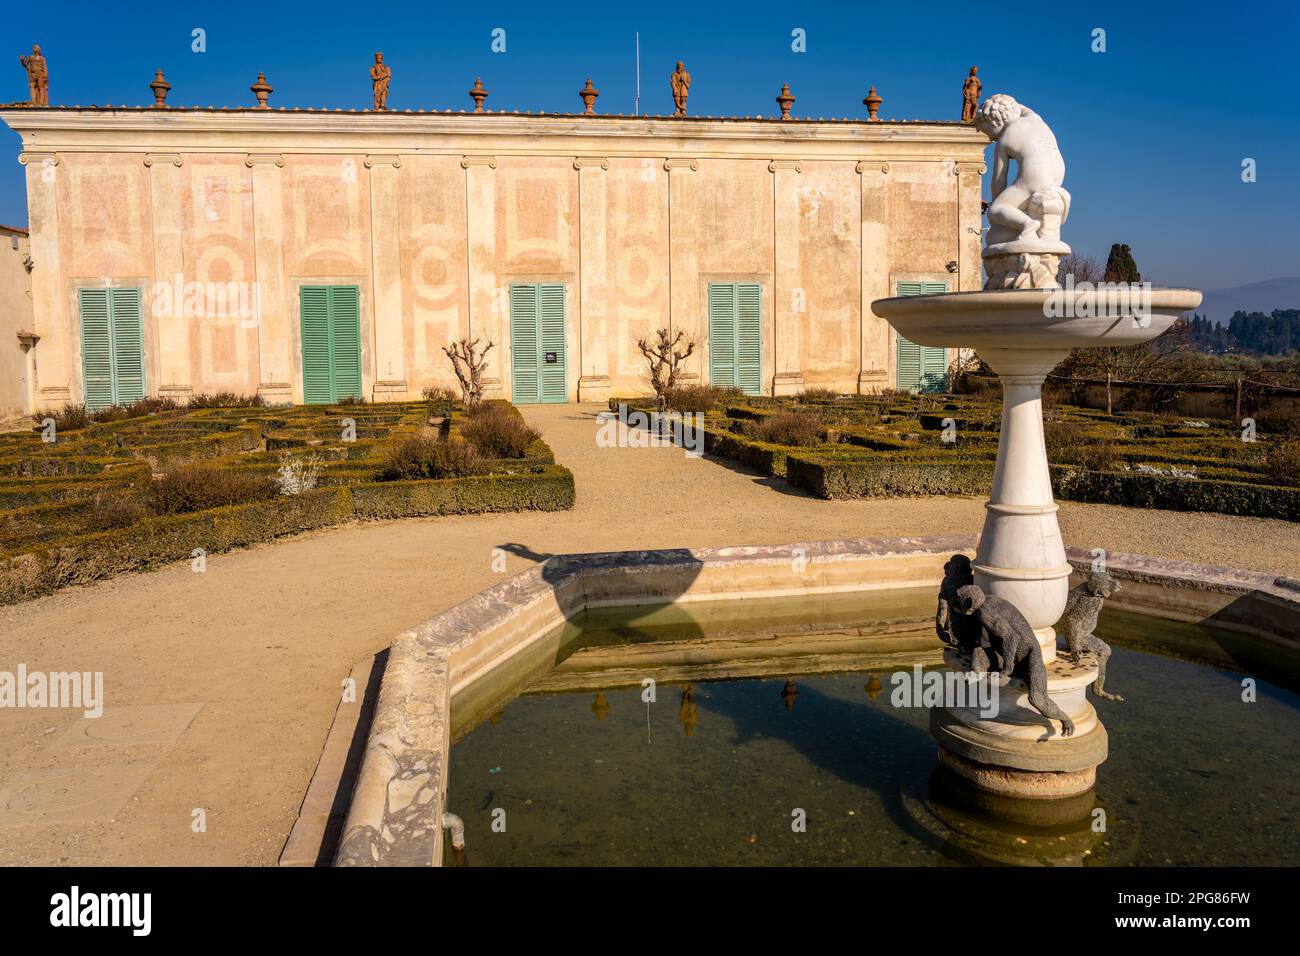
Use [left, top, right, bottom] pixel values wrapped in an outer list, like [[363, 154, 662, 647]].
[[0, 107, 986, 409]]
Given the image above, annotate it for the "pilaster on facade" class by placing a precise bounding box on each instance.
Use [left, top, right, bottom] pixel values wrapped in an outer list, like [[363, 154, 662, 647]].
[[576, 157, 611, 402], [147, 154, 191, 397], [955, 161, 987, 294], [247, 153, 292, 403], [857, 158, 893, 393], [368, 155, 407, 400], [770, 158, 804, 395], [666, 157, 702, 383], [463, 155, 500, 397]]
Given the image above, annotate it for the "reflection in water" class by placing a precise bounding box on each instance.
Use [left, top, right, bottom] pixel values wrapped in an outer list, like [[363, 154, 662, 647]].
[[444, 595, 1300, 867], [678, 684, 698, 737], [903, 766, 1135, 867], [781, 678, 799, 712], [865, 673, 883, 700]]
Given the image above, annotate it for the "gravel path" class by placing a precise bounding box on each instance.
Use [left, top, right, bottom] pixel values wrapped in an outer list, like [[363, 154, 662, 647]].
[[0, 402, 1295, 865]]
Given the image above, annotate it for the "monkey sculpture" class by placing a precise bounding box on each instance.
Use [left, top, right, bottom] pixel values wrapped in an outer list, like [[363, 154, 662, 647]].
[[955, 584, 1074, 737], [937, 555, 1002, 672], [1059, 572, 1124, 702]]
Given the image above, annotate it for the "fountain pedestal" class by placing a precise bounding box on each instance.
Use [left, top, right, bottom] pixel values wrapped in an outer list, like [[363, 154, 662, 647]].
[[871, 286, 1201, 801], [931, 649, 1106, 798], [971, 348, 1072, 660]]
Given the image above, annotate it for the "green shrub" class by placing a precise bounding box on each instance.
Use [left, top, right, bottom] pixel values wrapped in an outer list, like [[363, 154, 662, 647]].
[[663, 385, 739, 414], [86, 396, 185, 424], [83, 492, 151, 532], [422, 385, 461, 403], [187, 392, 265, 409], [147, 462, 278, 514], [352, 466, 575, 519], [798, 387, 840, 402], [459, 404, 541, 458], [1070, 439, 1121, 472], [746, 410, 824, 446], [1051, 467, 1300, 521], [0, 488, 354, 605], [34, 405, 91, 432], [1264, 439, 1300, 486], [375, 433, 492, 481], [787, 456, 994, 499]]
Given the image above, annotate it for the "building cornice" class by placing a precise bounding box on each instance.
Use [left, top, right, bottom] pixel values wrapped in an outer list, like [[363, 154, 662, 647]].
[[0, 106, 989, 154]]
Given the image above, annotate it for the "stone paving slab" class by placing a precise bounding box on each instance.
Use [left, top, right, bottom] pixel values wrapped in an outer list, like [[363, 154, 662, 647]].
[[0, 760, 160, 825]]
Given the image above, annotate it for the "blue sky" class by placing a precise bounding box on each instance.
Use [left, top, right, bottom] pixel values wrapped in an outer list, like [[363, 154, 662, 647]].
[[2, 0, 1297, 290]]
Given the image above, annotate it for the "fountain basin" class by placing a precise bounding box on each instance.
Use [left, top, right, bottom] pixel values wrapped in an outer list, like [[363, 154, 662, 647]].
[[870, 287, 1202, 351]]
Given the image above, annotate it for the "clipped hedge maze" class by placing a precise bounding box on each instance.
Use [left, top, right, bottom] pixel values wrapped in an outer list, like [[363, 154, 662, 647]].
[[0, 400, 573, 604], [614, 393, 1299, 521]]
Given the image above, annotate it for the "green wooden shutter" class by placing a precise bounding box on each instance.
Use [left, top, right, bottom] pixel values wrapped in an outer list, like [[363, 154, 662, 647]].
[[328, 286, 363, 402], [895, 281, 948, 393], [80, 288, 146, 410], [109, 289, 146, 406], [538, 284, 567, 403], [736, 283, 762, 395], [300, 285, 362, 404], [300, 287, 333, 404], [896, 336, 922, 392], [79, 289, 115, 411], [510, 284, 541, 404], [708, 283, 737, 388], [708, 282, 763, 396]]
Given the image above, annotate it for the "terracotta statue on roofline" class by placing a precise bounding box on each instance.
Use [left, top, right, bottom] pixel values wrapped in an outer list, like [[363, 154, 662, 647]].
[[670, 61, 690, 115], [20, 44, 48, 106], [371, 52, 391, 111]]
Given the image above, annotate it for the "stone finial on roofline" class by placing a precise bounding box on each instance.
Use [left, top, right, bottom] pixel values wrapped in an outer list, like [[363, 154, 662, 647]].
[[250, 72, 272, 109], [149, 70, 170, 109], [863, 85, 882, 121], [776, 83, 794, 120], [579, 78, 599, 114], [468, 77, 488, 112]]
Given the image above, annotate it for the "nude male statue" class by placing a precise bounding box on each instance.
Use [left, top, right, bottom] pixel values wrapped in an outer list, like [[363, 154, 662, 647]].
[[961, 66, 980, 122], [974, 93, 1070, 245], [20, 44, 48, 106], [670, 61, 691, 115]]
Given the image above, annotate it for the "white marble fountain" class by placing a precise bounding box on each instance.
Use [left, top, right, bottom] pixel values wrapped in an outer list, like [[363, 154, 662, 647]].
[[872, 93, 1202, 798]]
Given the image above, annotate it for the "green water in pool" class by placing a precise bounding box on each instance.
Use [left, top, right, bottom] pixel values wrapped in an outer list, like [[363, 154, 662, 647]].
[[443, 590, 1300, 866]]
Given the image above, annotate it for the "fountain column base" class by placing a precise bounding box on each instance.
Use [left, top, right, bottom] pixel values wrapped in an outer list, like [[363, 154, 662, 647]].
[[929, 649, 1108, 799]]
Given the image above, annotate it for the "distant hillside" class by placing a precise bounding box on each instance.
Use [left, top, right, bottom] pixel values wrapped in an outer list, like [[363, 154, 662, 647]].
[[1197, 277, 1300, 324]]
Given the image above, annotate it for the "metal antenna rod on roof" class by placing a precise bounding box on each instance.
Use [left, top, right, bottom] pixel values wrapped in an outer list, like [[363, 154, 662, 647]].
[[635, 32, 640, 116]]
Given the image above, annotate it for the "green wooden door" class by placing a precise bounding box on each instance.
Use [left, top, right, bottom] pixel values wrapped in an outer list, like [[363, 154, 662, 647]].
[[708, 282, 762, 395], [300, 285, 362, 404], [895, 281, 949, 393], [510, 283, 567, 404], [79, 288, 145, 411]]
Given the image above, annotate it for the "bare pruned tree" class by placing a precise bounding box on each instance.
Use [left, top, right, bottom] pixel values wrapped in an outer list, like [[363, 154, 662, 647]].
[[1055, 253, 1106, 285], [442, 337, 494, 406], [637, 328, 696, 412]]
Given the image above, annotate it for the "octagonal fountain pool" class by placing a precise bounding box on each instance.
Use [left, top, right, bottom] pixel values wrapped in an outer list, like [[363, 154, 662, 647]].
[[330, 538, 1300, 868]]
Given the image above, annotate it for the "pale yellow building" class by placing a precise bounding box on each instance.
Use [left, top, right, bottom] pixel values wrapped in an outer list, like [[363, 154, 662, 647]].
[[0, 105, 986, 409]]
